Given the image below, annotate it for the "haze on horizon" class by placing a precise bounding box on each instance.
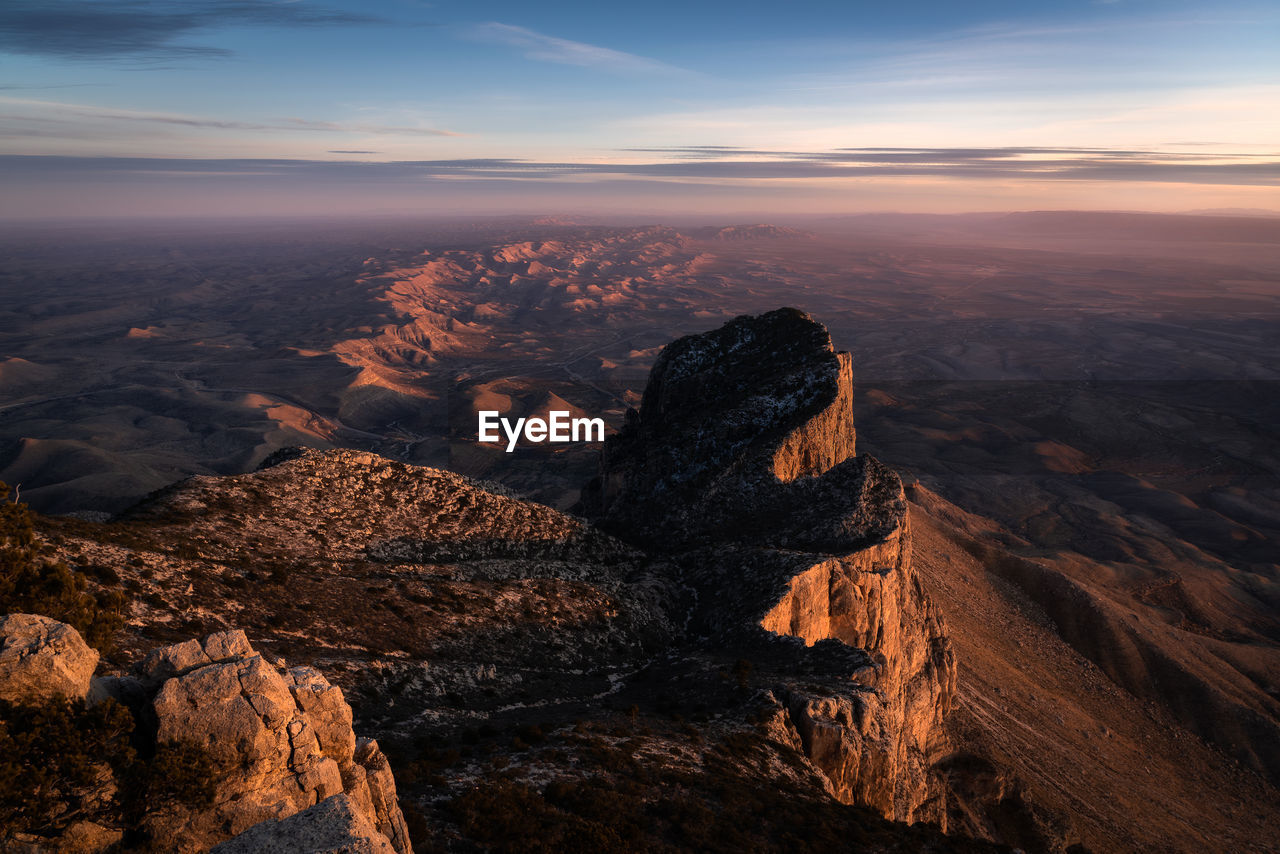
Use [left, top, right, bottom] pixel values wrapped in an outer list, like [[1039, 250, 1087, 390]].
[[0, 0, 1277, 219]]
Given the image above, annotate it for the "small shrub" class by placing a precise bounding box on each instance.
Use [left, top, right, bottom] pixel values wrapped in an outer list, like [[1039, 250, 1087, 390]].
[[0, 698, 135, 837], [127, 740, 219, 814], [0, 483, 125, 652]]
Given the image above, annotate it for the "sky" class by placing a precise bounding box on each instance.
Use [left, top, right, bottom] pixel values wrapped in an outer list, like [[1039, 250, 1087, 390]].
[[0, 0, 1277, 218]]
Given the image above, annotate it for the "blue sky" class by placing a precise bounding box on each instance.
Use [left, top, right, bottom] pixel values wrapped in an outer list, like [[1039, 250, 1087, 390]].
[[1, 0, 1277, 216]]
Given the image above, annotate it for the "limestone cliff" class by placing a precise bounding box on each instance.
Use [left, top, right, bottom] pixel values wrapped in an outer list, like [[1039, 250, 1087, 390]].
[[582, 307, 858, 546], [581, 308, 956, 825]]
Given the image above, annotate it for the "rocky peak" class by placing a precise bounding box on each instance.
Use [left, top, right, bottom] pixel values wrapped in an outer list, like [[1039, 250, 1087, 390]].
[[580, 309, 955, 826], [10, 308, 960, 849], [580, 307, 857, 547]]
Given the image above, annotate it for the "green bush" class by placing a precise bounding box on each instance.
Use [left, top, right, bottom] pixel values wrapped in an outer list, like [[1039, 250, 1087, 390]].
[[0, 482, 125, 652], [0, 698, 221, 844], [0, 697, 135, 837]]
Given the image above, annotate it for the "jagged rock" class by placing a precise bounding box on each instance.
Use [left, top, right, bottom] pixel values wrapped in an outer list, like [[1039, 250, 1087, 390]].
[[352, 738, 412, 854], [288, 665, 357, 767], [137, 629, 254, 688], [140, 631, 412, 854], [0, 613, 99, 705], [582, 309, 956, 826], [0, 620, 411, 853], [581, 307, 858, 547], [209, 793, 397, 854]]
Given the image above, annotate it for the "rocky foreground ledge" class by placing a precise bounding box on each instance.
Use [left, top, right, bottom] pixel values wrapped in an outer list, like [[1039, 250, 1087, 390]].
[[0, 614, 409, 853]]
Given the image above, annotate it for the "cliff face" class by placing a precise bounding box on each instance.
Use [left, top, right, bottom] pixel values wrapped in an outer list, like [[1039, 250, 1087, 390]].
[[582, 308, 858, 546], [581, 308, 955, 825]]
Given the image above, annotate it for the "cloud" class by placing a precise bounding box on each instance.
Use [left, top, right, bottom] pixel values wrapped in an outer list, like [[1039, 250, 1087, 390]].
[[2, 148, 1275, 187], [0, 0, 380, 61], [281, 117, 459, 137], [468, 23, 684, 75], [0, 97, 459, 136], [0, 83, 102, 90]]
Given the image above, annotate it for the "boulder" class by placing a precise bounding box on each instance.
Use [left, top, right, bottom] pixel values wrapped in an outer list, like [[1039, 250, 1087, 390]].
[[136, 629, 254, 689], [140, 631, 412, 854], [0, 613, 98, 705]]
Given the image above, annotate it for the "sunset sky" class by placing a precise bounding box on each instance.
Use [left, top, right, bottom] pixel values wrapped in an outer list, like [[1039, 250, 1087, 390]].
[[1, 0, 1277, 217]]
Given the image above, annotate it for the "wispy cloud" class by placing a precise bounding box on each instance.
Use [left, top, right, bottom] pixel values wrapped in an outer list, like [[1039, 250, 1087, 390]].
[[0, 83, 102, 90], [280, 117, 459, 137], [0, 97, 459, 136], [3, 147, 1275, 186], [468, 23, 685, 75], [0, 0, 381, 62]]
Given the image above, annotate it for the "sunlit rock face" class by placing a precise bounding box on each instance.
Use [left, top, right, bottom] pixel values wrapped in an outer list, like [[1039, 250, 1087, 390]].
[[141, 630, 411, 854], [0, 620, 411, 853], [0, 613, 99, 705], [581, 308, 955, 825]]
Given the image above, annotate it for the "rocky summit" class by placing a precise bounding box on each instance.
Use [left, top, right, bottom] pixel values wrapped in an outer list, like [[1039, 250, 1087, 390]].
[[580, 307, 860, 546], [583, 308, 955, 822]]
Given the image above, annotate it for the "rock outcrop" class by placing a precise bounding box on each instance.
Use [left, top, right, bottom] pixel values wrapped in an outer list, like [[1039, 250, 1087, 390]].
[[137, 630, 411, 854], [581, 308, 956, 825], [0, 617, 410, 854], [0, 613, 99, 705], [581, 307, 858, 546]]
